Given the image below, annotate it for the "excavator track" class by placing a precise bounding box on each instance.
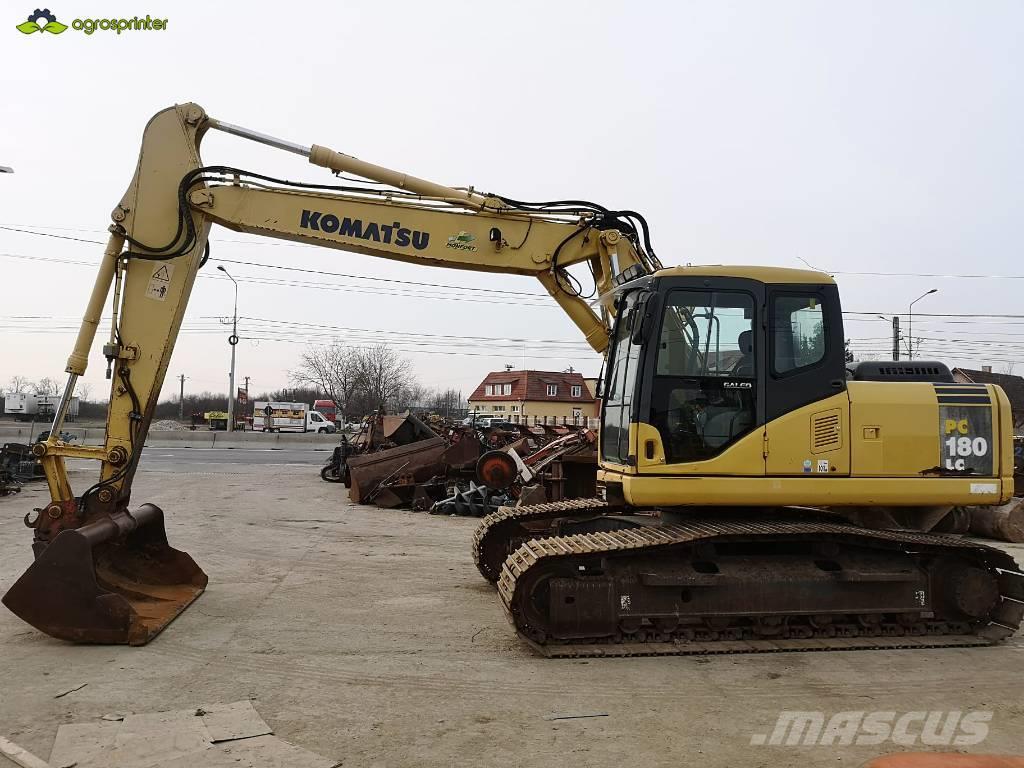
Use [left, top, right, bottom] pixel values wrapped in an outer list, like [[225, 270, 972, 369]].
[[472, 498, 614, 583], [495, 514, 1024, 658]]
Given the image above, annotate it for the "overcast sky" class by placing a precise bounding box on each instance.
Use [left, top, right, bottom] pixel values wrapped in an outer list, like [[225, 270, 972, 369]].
[[2, 1, 1022, 405]]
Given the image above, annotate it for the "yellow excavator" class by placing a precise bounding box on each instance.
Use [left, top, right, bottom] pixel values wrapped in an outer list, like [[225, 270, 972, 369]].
[[3, 103, 1021, 655]]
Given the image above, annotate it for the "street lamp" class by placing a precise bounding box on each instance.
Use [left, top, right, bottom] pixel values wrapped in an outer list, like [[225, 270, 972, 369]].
[[907, 289, 938, 360], [217, 265, 239, 432]]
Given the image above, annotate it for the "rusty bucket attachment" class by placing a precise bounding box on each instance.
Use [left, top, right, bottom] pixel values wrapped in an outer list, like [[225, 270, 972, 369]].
[[2, 504, 206, 645]]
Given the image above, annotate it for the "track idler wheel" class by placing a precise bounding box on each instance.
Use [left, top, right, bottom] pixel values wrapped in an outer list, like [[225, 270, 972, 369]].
[[931, 560, 1001, 621], [2, 504, 207, 645]]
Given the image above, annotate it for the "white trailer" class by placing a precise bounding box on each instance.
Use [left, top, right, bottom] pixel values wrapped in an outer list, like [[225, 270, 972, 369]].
[[4, 393, 38, 419], [36, 395, 80, 421], [4, 393, 80, 422]]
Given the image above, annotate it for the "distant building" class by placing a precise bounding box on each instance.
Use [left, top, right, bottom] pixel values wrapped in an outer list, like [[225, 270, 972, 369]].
[[468, 369, 598, 425], [952, 366, 1024, 429]]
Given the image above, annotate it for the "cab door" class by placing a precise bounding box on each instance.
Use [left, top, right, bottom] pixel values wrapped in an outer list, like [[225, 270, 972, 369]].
[[635, 277, 766, 476], [763, 283, 850, 476]]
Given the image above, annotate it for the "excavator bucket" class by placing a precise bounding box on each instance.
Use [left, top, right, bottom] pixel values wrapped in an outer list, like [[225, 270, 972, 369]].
[[2, 504, 206, 645]]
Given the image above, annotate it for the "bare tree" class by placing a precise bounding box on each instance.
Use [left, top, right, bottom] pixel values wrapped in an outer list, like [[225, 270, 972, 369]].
[[393, 381, 429, 412], [290, 343, 362, 422], [6, 375, 32, 393], [36, 377, 61, 395], [77, 382, 94, 403], [426, 388, 464, 418], [353, 344, 413, 412], [291, 342, 416, 419]]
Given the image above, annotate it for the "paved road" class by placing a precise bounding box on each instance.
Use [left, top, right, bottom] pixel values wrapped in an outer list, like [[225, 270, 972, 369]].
[[66, 446, 330, 474]]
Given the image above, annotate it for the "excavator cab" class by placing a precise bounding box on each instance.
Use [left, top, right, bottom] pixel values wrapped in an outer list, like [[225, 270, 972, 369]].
[[601, 267, 848, 496]]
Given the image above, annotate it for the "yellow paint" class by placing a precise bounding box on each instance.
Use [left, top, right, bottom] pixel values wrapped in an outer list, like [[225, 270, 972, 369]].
[[944, 419, 970, 435], [600, 380, 1014, 506], [766, 394, 849, 475], [602, 470, 1009, 507], [634, 421, 766, 476], [847, 382, 941, 476], [43, 102, 649, 508], [43, 101, 1016, 524], [655, 265, 835, 285]]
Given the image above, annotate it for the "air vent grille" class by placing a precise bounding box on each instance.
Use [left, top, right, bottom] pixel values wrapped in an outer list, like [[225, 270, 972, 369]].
[[812, 409, 841, 453]]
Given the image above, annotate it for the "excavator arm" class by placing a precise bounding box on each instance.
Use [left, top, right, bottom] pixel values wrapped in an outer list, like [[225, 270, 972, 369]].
[[3, 102, 656, 644]]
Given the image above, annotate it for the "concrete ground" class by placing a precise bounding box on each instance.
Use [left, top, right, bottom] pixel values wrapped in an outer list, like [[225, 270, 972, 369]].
[[1, 452, 1022, 768]]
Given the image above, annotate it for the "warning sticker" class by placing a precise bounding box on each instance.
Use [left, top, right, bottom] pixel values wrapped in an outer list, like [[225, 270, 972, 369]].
[[145, 263, 174, 301], [939, 406, 993, 475]]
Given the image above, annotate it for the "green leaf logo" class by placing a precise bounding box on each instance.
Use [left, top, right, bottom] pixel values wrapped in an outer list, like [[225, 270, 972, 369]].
[[17, 9, 66, 35]]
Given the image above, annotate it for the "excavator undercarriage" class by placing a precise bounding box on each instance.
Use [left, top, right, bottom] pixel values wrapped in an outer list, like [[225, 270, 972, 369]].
[[473, 500, 1024, 657]]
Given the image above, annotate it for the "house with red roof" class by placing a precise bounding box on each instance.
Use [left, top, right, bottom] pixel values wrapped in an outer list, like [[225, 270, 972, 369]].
[[467, 369, 598, 425], [952, 366, 1024, 429]]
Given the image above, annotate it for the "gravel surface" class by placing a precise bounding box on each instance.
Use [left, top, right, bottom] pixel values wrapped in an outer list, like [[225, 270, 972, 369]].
[[1, 464, 1022, 766]]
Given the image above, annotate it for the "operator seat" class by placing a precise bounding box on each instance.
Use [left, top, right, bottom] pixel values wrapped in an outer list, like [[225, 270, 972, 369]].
[[732, 329, 754, 377]]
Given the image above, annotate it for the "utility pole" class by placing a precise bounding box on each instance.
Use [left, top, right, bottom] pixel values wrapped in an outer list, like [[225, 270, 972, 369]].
[[217, 265, 240, 432], [178, 374, 188, 420], [878, 315, 902, 361], [892, 316, 900, 362]]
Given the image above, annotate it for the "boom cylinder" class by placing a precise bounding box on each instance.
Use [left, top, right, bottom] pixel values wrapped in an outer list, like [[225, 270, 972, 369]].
[[308, 144, 487, 210], [65, 232, 124, 376]]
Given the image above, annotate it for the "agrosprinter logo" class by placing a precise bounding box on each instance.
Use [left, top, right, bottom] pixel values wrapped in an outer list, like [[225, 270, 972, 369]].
[[16, 9, 66, 34], [16, 8, 168, 35]]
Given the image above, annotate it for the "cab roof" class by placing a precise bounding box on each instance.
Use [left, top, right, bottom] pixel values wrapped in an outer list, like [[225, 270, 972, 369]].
[[654, 265, 836, 285]]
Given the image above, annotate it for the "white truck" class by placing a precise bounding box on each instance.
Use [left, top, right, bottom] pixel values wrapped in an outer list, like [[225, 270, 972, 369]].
[[253, 401, 336, 433], [4, 393, 79, 422]]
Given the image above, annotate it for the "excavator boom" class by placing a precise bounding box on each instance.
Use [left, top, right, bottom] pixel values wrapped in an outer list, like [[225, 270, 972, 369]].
[[2, 102, 654, 644]]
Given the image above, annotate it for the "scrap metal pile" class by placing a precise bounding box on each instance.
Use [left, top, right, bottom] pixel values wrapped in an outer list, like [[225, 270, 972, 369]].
[[0, 442, 41, 496], [930, 434, 1024, 544], [0, 431, 78, 496], [321, 412, 597, 516]]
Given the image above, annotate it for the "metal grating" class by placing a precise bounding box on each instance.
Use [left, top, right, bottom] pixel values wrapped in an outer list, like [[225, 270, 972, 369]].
[[811, 409, 841, 453]]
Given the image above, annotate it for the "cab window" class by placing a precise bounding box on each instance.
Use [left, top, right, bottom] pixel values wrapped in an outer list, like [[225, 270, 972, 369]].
[[771, 294, 826, 375]]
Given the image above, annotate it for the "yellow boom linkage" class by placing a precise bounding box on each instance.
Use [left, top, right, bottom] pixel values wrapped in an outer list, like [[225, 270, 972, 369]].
[[2, 102, 654, 644]]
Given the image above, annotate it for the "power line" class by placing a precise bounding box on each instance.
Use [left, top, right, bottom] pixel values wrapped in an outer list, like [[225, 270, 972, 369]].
[[7, 228, 1024, 316], [232, 315, 592, 347], [0, 250, 556, 308], [827, 269, 1024, 280], [0, 225, 548, 298], [9, 224, 1024, 282], [0, 314, 597, 360]]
